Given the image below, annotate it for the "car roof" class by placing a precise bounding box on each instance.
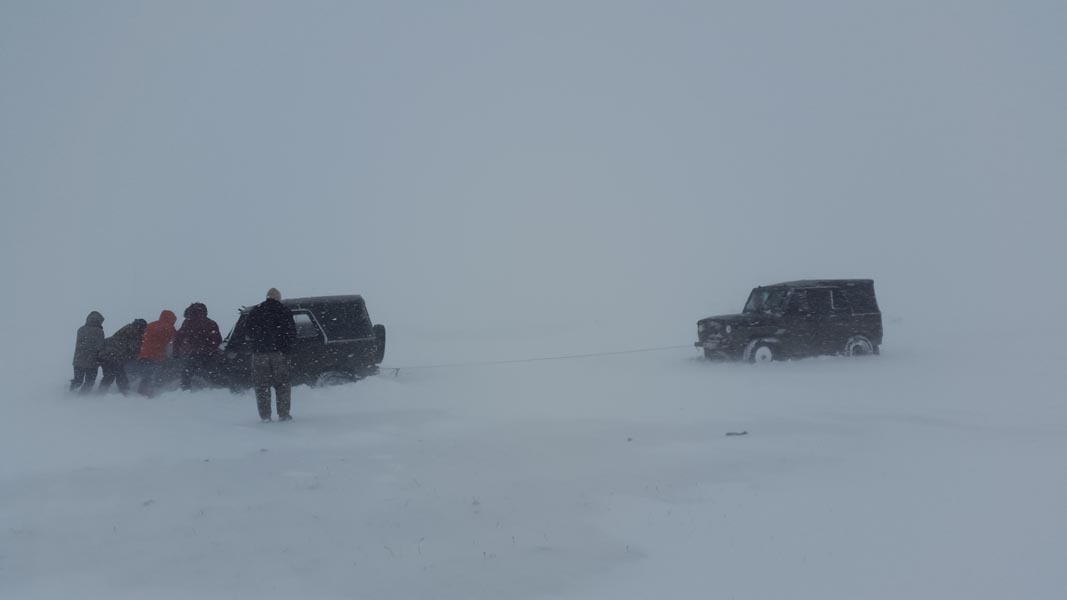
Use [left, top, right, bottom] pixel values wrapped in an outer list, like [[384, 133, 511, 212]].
[[238, 295, 366, 314], [762, 279, 874, 288], [282, 294, 364, 306]]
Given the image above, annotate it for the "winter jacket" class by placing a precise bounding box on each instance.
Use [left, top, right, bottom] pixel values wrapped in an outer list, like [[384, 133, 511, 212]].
[[99, 319, 148, 364], [174, 303, 222, 358], [139, 310, 177, 361], [72, 311, 105, 369], [247, 298, 297, 354]]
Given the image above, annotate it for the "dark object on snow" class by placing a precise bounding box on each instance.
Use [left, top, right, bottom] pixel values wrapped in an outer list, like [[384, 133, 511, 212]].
[[217, 294, 386, 390], [695, 279, 883, 363], [247, 297, 297, 354], [174, 303, 223, 358], [139, 310, 177, 362], [174, 303, 224, 391], [71, 311, 105, 393], [72, 311, 105, 369], [98, 319, 148, 364], [725, 431, 749, 437], [247, 291, 297, 420], [253, 350, 292, 420], [137, 311, 177, 397], [98, 319, 147, 394]]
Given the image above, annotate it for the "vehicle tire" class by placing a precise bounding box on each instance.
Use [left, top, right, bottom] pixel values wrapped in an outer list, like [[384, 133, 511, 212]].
[[743, 339, 777, 364], [314, 371, 352, 388], [843, 335, 875, 357], [373, 324, 386, 364]]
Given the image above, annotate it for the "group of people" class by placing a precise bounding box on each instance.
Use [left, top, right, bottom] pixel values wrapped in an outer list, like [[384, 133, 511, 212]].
[[70, 288, 298, 422], [71, 302, 223, 396]]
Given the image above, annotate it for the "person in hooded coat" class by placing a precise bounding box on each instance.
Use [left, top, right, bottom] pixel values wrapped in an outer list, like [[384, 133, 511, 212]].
[[98, 318, 148, 394], [173, 302, 222, 390], [137, 310, 177, 396], [71, 311, 105, 393]]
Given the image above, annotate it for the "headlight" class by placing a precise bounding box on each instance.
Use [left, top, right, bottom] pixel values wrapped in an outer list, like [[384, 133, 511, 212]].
[[725, 325, 732, 334]]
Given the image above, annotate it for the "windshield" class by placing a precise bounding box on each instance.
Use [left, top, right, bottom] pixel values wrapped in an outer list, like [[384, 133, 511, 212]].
[[743, 287, 789, 314]]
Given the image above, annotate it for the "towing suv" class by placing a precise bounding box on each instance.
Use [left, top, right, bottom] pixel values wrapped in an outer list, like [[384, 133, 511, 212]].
[[219, 295, 386, 387], [695, 280, 882, 363]]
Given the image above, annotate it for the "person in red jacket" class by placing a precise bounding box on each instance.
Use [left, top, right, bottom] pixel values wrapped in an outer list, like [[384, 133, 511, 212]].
[[173, 302, 222, 391], [137, 310, 177, 396]]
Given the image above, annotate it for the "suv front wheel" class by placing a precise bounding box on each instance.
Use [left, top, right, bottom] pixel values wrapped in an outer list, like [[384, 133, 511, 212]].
[[743, 340, 777, 364]]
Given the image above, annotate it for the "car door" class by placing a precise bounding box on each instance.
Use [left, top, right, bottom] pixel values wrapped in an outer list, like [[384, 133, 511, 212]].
[[221, 313, 253, 387], [785, 288, 835, 356], [785, 289, 814, 356], [288, 310, 329, 385], [827, 287, 856, 352]]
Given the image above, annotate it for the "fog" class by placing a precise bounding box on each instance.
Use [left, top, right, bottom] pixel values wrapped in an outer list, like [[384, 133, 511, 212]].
[[5, 1, 1064, 373], [3, 2, 1067, 598]]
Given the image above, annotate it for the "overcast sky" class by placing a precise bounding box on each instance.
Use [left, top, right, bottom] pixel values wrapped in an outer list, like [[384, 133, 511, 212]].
[[2, 1, 1065, 372]]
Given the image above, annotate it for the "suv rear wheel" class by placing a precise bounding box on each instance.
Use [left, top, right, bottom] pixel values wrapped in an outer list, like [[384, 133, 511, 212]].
[[844, 335, 875, 357]]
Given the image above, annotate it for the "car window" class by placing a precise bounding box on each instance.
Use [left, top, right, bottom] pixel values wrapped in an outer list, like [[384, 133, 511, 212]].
[[789, 290, 810, 314], [293, 312, 322, 339], [841, 287, 879, 314], [807, 289, 832, 314], [743, 288, 789, 314], [227, 315, 251, 347], [315, 301, 373, 340], [831, 289, 851, 311], [790, 289, 832, 315]]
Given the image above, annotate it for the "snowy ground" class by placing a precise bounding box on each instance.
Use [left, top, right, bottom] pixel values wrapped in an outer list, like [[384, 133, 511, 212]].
[[4, 324, 1066, 599]]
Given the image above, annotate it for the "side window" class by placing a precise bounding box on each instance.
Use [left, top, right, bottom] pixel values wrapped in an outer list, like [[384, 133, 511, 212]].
[[293, 312, 323, 339], [227, 315, 251, 347], [790, 289, 811, 314], [842, 288, 879, 314], [807, 289, 833, 315], [831, 289, 851, 312], [789, 289, 832, 315]]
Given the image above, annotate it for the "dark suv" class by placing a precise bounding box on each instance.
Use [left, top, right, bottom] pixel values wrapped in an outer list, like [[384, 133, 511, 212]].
[[695, 280, 882, 363], [219, 295, 386, 387]]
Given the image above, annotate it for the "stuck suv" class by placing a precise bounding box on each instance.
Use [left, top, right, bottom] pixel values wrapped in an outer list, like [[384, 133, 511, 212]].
[[219, 295, 386, 387], [695, 280, 882, 363]]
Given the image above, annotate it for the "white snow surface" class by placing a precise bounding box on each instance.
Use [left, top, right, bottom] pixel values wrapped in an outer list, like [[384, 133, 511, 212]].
[[4, 325, 1067, 599]]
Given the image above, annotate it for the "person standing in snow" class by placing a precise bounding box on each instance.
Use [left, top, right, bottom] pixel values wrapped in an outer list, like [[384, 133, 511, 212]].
[[173, 302, 222, 390], [98, 318, 148, 394], [247, 288, 297, 422], [71, 311, 106, 393], [137, 310, 177, 396]]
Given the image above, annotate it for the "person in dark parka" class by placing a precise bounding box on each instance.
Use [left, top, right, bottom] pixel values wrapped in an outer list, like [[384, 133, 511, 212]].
[[247, 288, 297, 422], [98, 318, 148, 394], [71, 311, 105, 393], [173, 302, 222, 390]]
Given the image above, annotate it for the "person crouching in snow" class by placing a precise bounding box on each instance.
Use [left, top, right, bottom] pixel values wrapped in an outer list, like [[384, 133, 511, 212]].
[[98, 319, 148, 394], [71, 311, 105, 393], [173, 302, 222, 391], [137, 310, 177, 397]]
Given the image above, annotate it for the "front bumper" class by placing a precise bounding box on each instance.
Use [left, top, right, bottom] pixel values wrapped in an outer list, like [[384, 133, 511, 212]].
[[695, 337, 726, 350]]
